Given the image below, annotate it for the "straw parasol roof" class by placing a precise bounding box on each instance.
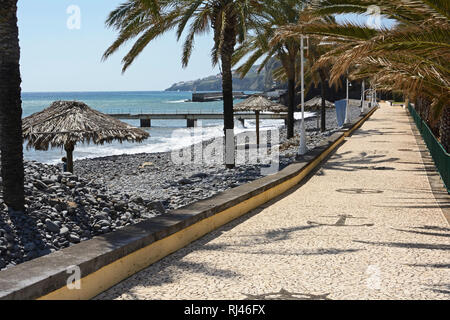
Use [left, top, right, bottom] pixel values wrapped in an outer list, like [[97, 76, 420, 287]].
[[235, 95, 288, 113], [297, 96, 334, 109], [234, 95, 287, 147], [22, 100, 149, 151]]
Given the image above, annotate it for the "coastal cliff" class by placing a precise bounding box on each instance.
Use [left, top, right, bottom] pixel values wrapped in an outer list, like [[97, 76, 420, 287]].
[[165, 63, 282, 92]]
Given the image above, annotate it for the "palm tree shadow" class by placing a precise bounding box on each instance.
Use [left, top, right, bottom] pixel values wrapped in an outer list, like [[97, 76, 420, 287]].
[[319, 149, 400, 173], [426, 283, 450, 295], [414, 225, 450, 232], [407, 263, 450, 269], [94, 158, 363, 299], [354, 240, 450, 251], [391, 227, 450, 238], [352, 128, 410, 136], [0, 210, 48, 269]]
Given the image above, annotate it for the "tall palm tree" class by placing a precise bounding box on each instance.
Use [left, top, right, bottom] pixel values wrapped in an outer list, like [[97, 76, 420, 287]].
[[302, 35, 334, 132], [103, 0, 262, 168], [0, 0, 25, 212], [275, 0, 450, 150], [232, 0, 310, 139], [233, 2, 337, 135]]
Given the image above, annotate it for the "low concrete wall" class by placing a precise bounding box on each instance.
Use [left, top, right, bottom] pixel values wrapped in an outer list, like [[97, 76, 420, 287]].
[[0, 107, 377, 300]]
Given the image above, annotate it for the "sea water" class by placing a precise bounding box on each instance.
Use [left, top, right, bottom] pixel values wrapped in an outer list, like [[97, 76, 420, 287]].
[[21, 91, 314, 164]]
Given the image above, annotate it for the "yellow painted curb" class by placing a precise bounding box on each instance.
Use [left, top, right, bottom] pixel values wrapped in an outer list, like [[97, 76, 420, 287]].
[[38, 108, 377, 300], [344, 107, 378, 137]]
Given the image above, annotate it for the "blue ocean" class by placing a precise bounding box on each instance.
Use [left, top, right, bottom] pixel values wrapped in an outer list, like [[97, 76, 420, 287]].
[[22, 91, 290, 164]]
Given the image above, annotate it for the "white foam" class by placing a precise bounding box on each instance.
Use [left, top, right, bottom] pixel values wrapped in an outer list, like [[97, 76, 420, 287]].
[[27, 115, 311, 165], [294, 111, 316, 120], [166, 99, 189, 103]]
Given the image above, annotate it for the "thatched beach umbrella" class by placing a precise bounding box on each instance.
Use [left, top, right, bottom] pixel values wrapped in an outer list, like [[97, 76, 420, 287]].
[[298, 97, 334, 129], [298, 96, 334, 109], [235, 95, 287, 146], [22, 101, 149, 173]]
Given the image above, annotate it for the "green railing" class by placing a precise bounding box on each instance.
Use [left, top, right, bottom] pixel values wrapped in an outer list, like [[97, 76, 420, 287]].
[[408, 104, 450, 193]]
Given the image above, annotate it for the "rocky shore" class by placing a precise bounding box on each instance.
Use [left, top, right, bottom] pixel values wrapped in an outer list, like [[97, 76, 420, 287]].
[[74, 105, 362, 209], [0, 161, 160, 270], [0, 105, 363, 270]]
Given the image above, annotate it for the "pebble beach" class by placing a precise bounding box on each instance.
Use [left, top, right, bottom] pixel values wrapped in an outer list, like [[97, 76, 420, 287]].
[[0, 105, 363, 270]]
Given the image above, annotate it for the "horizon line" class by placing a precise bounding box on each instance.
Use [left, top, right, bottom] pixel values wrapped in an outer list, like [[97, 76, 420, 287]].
[[21, 89, 184, 94]]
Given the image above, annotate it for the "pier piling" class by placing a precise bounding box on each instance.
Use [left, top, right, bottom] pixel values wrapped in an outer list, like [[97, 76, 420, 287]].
[[140, 119, 151, 127], [187, 119, 198, 128]]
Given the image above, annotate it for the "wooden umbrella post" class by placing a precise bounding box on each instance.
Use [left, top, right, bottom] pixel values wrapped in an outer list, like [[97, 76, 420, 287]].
[[317, 105, 320, 130], [64, 143, 74, 173], [234, 96, 287, 150], [255, 110, 260, 147]]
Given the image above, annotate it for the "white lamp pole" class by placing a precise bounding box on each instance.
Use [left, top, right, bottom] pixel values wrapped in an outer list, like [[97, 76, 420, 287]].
[[363, 88, 373, 109], [361, 79, 366, 113], [298, 35, 307, 156], [344, 76, 350, 124], [370, 84, 374, 105]]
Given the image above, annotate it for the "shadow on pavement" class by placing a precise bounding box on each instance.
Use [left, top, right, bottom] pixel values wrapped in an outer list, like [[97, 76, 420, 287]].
[[354, 240, 450, 251]]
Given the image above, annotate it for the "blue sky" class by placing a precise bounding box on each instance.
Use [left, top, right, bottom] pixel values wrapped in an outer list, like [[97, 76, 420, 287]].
[[18, 1, 395, 92], [18, 0, 219, 92]]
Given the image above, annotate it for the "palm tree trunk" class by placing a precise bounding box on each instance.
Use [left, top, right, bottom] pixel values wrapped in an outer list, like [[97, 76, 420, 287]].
[[440, 104, 449, 152], [221, 14, 236, 169], [221, 51, 235, 168], [0, 0, 25, 212], [287, 77, 295, 139]]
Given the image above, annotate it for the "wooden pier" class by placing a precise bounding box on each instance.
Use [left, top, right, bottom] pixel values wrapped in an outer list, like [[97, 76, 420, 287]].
[[109, 112, 288, 128], [192, 92, 250, 102]]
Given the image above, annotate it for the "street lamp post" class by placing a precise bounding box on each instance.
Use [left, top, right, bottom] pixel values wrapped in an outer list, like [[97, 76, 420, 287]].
[[373, 88, 377, 106], [344, 76, 351, 125], [298, 35, 307, 156], [371, 88, 374, 105], [363, 88, 374, 110], [361, 79, 366, 113]]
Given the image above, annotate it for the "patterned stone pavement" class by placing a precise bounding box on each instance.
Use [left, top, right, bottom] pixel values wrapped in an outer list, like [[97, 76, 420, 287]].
[[96, 104, 450, 300]]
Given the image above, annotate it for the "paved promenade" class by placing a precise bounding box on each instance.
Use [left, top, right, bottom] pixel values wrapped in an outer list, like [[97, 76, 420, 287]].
[[97, 104, 449, 300]]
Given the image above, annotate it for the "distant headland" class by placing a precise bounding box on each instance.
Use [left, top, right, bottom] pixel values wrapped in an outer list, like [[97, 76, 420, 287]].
[[165, 64, 281, 92]]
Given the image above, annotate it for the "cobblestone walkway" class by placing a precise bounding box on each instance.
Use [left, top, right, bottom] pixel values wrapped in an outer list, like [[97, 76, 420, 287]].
[[97, 104, 449, 300]]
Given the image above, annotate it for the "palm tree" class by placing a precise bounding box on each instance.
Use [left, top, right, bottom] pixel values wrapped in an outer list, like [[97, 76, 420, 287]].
[[275, 0, 450, 150], [302, 35, 334, 132], [233, 2, 337, 135], [103, 0, 262, 168], [0, 0, 25, 212], [232, 0, 310, 139]]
